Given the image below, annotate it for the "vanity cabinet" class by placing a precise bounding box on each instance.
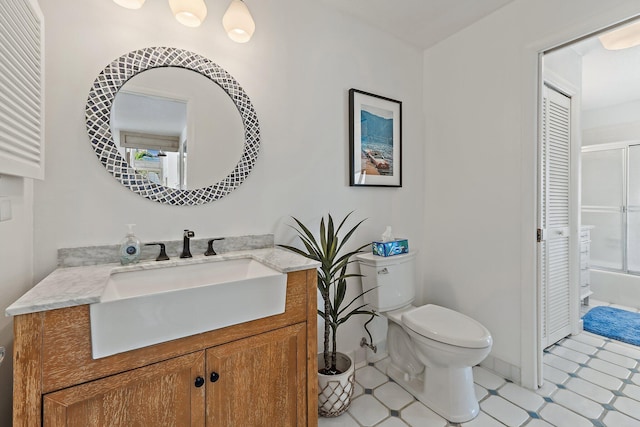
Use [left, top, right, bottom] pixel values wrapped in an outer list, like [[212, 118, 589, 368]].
[[43, 352, 206, 426], [13, 269, 317, 427], [206, 324, 306, 426]]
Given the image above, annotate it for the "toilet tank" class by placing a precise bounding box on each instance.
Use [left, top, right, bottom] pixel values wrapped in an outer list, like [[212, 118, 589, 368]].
[[355, 251, 417, 312]]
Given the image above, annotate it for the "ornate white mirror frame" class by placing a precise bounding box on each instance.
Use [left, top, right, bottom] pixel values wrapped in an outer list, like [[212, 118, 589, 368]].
[[85, 47, 260, 205]]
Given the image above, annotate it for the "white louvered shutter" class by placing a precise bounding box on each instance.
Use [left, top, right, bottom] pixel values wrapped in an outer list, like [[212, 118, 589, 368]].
[[0, 0, 44, 179], [540, 85, 572, 348]]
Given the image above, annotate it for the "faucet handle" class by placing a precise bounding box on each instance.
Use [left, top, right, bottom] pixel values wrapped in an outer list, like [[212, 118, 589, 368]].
[[145, 242, 170, 261], [184, 229, 195, 238], [205, 238, 225, 256]]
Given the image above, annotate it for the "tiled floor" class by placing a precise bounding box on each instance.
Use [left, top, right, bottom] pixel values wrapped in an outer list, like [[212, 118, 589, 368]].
[[319, 300, 640, 426]]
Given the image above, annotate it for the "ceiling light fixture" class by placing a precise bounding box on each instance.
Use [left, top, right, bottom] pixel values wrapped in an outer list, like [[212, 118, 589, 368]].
[[112, 0, 255, 42], [113, 0, 146, 9], [168, 0, 208, 28], [222, 0, 255, 43], [599, 20, 640, 50]]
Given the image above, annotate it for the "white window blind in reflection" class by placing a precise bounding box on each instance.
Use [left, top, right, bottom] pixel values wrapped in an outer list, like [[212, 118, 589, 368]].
[[0, 0, 44, 179]]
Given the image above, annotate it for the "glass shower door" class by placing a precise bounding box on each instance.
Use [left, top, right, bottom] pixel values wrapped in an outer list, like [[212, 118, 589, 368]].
[[581, 148, 625, 270], [628, 145, 640, 272]]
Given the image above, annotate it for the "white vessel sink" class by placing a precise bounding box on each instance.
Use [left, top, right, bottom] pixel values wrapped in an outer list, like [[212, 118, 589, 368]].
[[90, 258, 287, 359]]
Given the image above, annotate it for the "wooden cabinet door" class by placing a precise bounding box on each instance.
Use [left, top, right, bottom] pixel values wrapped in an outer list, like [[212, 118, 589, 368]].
[[43, 351, 205, 427], [206, 323, 306, 427]]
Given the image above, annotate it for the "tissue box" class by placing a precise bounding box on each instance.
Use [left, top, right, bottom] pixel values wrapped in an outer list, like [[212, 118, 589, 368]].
[[372, 239, 409, 257]]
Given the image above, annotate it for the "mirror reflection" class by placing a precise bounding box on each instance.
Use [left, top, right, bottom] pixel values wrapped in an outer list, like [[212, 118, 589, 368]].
[[110, 67, 245, 190]]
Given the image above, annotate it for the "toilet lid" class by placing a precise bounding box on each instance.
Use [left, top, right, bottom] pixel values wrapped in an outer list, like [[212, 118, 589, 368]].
[[401, 304, 492, 349]]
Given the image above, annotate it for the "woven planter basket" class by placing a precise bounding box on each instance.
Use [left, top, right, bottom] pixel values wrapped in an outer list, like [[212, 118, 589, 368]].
[[317, 352, 356, 417]]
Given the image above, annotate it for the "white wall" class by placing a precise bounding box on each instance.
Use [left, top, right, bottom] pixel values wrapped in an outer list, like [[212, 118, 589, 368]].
[[544, 48, 583, 93], [33, 0, 424, 378], [591, 269, 640, 308], [422, 0, 640, 387], [583, 100, 640, 145], [0, 176, 33, 426]]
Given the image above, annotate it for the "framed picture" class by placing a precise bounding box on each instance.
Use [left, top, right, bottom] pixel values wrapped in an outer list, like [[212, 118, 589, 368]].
[[349, 89, 402, 187]]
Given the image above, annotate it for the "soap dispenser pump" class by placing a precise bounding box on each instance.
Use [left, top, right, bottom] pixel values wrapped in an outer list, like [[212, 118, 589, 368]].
[[120, 224, 141, 265]]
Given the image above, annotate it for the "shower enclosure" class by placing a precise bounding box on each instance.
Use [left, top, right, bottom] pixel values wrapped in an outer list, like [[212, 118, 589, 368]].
[[582, 142, 640, 274]]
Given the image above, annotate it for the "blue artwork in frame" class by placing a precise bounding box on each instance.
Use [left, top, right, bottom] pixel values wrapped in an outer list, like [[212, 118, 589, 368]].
[[349, 89, 402, 187]]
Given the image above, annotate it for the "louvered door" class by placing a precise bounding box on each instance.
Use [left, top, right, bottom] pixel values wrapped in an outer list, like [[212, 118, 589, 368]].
[[0, 0, 44, 179], [539, 84, 572, 349]]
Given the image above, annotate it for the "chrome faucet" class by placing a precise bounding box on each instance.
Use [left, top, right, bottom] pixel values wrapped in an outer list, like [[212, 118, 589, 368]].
[[180, 229, 195, 258]]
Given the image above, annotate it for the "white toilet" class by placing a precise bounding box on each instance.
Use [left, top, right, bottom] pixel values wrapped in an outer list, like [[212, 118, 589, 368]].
[[356, 252, 492, 423]]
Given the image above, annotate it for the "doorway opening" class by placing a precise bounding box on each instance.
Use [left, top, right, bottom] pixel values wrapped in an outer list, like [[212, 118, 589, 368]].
[[539, 16, 640, 386]]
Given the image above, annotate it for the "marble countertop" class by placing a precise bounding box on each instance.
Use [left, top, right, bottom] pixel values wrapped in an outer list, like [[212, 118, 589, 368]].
[[5, 248, 320, 317]]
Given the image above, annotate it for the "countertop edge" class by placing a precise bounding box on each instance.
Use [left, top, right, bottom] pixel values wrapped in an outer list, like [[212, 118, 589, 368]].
[[5, 248, 319, 317]]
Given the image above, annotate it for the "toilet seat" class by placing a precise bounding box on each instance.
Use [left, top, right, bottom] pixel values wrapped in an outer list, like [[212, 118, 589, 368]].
[[401, 304, 492, 349]]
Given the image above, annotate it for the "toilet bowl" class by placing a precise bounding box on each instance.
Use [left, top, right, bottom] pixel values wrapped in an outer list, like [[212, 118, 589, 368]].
[[356, 252, 493, 423], [400, 304, 492, 422]]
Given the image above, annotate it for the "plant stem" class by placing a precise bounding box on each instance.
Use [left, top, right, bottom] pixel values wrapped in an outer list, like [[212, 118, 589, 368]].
[[324, 289, 331, 371], [331, 323, 338, 372]]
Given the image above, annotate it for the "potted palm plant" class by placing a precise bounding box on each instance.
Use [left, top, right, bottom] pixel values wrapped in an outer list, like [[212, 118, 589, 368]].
[[279, 212, 375, 417]]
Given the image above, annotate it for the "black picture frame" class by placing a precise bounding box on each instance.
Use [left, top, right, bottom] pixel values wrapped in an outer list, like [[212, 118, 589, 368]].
[[349, 89, 402, 187]]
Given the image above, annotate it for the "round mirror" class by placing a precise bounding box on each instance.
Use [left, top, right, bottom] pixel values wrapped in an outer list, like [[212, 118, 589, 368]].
[[111, 67, 245, 190], [86, 47, 260, 205]]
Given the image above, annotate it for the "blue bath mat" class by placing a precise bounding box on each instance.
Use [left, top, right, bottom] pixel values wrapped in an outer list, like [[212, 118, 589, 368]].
[[582, 306, 640, 346]]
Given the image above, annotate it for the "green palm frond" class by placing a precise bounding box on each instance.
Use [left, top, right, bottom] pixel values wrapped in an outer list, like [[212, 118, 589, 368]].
[[278, 212, 377, 373]]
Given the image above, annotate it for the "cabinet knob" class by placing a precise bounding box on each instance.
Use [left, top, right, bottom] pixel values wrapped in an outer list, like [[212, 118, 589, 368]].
[[194, 376, 205, 388], [210, 372, 220, 383]]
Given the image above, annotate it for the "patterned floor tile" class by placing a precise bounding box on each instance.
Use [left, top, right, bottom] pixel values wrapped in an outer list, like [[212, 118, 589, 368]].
[[602, 409, 640, 427], [604, 341, 640, 360], [498, 382, 545, 412], [559, 338, 599, 356], [577, 366, 624, 390], [356, 365, 390, 389], [613, 396, 640, 420], [374, 382, 415, 410], [538, 402, 593, 427], [572, 331, 607, 348], [596, 349, 638, 369], [376, 416, 410, 427], [320, 300, 640, 427], [544, 353, 580, 373], [588, 358, 632, 379], [480, 395, 529, 426], [549, 345, 591, 364], [621, 383, 640, 401], [461, 411, 505, 427], [552, 388, 604, 420], [348, 394, 389, 426], [543, 364, 570, 384], [564, 376, 614, 404], [400, 401, 447, 427], [535, 380, 558, 397], [473, 366, 507, 390], [318, 412, 360, 426]]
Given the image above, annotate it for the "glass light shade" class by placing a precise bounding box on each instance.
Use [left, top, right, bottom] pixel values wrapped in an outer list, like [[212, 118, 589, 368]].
[[169, 0, 208, 28], [113, 0, 146, 9], [599, 20, 640, 50], [222, 0, 255, 43]]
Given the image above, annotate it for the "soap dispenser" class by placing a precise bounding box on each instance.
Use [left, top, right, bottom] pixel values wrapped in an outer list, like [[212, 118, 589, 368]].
[[120, 224, 141, 265]]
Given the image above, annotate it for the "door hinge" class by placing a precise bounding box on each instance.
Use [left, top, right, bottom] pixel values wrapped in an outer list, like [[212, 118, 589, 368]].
[[537, 228, 544, 243]]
